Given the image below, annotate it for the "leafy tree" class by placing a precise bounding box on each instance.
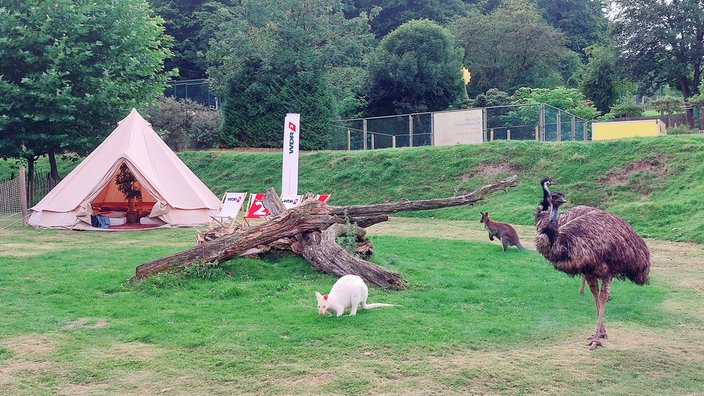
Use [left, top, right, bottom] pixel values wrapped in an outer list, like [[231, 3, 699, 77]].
[[609, 102, 645, 118], [473, 88, 513, 108], [364, 19, 467, 116], [535, 0, 609, 58], [513, 86, 599, 120], [208, 0, 375, 149], [145, 97, 220, 150], [613, 0, 704, 126], [0, 1, 174, 183], [579, 44, 620, 114], [147, 0, 235, 80], [651, 95, 685, 127], [341, 0, 470, 38], [450, 0, 575, 96]]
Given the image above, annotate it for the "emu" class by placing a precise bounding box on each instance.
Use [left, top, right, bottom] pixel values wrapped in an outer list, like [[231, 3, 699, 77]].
[[535, 177, 596, 293], [536, 192, 651, 350]]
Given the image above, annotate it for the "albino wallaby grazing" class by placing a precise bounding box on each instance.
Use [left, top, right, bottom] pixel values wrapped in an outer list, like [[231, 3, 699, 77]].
[[480, 211, 528, 252], [315, 274, 394, 316]]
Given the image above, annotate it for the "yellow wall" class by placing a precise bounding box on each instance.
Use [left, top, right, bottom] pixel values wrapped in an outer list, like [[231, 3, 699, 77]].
[[592, 119, 666, 141]]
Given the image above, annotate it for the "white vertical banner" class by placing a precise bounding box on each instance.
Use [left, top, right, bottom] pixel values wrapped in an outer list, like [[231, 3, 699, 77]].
[[281, 113, 301, 199]]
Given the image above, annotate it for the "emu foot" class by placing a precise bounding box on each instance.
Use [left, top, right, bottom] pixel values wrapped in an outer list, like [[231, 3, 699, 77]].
[[588, 339, 603, 350], [587, 333, 607, 341], [586, 331, 607, 350]]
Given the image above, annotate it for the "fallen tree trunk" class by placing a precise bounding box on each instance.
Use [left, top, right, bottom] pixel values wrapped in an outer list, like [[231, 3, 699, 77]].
[[135, 175, 519, 289]]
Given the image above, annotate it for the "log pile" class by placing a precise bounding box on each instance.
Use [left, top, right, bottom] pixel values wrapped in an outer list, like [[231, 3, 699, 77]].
[[135, 175, 519, 289]]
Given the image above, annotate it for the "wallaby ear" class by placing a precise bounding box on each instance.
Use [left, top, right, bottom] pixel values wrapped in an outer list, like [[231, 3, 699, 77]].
[[315, 291, 322, 299]]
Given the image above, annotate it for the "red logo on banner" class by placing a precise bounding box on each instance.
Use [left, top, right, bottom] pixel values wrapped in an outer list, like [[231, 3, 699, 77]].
[[288, 122, 296, 132], [244, 193, 269, 218]]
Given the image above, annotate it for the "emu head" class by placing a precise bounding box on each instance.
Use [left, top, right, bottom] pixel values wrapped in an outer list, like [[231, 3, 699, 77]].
[[540, 177, 552, 193], [550, 192, 567, 208]]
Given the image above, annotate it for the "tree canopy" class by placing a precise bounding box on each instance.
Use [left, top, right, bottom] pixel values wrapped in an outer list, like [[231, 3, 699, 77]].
[[364, 19, 467, 116], [578, 44, 620, 114], [450, 0, 574, 97], [613, 0, 704, 99], [0, 0, 174, 179], [341, 0, 470, 38], [208, 0, 375, 149]]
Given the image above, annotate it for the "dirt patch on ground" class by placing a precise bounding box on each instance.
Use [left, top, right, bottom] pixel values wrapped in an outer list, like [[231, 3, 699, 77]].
[[460, 162, 521, 190], [0, 334, 58, 387], [2, 334, 56, 356], [603, 157, 668, 186], [65, 317, 109, 330]]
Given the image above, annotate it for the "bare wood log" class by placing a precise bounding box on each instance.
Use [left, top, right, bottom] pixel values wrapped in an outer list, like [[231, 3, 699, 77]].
[[298, 223, 407, 290], [327, 175, 518, 218], [135, 175, 519, 287], [135, 208, 338, 279]]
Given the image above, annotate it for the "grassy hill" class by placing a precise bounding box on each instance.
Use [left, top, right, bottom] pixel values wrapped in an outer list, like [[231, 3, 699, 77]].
[[3, 134, 703, 242], [178, 135, 704, 243]]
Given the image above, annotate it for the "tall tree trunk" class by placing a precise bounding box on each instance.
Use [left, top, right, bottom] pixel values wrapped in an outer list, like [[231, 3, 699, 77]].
[[24, 156, 36, 207], [48, 150, 60, 186]]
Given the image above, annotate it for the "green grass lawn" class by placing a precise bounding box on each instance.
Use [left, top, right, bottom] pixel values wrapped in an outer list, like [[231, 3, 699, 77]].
[[1, 218, 702, 395], [2, 135, 704, 394]]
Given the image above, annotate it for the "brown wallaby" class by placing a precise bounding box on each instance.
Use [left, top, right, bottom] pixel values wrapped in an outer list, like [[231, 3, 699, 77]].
[[480, 211, 528, 252]]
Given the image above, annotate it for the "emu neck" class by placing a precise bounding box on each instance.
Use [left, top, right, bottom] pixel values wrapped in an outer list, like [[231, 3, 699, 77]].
[[549, 205, 560, 224], [540, 183, 551, 211]]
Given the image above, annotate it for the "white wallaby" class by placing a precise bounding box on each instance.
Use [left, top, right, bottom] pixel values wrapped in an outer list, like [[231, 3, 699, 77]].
[[315, 274, 394, 316]]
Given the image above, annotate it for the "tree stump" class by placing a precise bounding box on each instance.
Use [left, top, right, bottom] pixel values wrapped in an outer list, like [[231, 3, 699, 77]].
[[135, 175, 519, 289]]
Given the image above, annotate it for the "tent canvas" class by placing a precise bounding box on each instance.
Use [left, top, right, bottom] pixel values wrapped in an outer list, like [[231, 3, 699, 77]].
[[28, 109, 222, 230]]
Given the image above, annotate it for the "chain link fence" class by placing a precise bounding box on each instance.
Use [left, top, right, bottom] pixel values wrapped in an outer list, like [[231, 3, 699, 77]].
[[0, 168, 54, 227], [329, 103, 588, 150]]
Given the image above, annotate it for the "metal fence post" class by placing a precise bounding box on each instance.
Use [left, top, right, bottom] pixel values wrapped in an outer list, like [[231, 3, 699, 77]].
[[408, 114, 414, 148], [347, 128, 351, 151], [571, 116, 576, 140], [430, 112, 435, 146], [363, 118, 368, 150], [19, 166, 28, 225], [556, 111, 561, 142], [539, 103, 546, 141]]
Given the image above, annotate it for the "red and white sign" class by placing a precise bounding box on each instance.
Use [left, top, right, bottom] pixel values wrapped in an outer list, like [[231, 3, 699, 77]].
[[281, 113, 300, 198], [244, 193, 269, 218], [282, 195, 302, 209], [316, 194, 331, 203]]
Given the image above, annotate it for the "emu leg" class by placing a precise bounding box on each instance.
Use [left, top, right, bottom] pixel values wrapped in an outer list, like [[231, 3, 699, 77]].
[[584, 275, 605, 349], [595, 278, 612, 339]]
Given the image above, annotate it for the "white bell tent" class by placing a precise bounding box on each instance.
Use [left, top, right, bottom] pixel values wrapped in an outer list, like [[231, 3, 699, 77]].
[[28, 109, 222, 229]]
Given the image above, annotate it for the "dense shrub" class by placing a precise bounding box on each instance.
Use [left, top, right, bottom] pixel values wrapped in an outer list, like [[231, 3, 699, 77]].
[[145, 97, 220, 151]]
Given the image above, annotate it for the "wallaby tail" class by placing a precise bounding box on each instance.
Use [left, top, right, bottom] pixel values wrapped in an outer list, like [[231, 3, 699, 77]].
[[361, 302, 394, 309], [516, 242, 536, 253]]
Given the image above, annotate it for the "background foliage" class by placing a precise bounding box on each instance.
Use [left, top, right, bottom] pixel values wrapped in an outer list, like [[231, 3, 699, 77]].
[[0, 0, 175, 181], [364, 19, 467, 116]]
